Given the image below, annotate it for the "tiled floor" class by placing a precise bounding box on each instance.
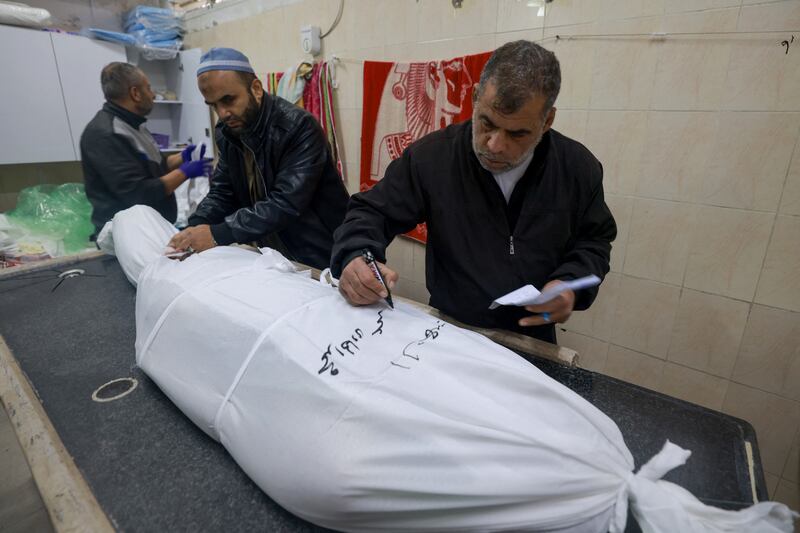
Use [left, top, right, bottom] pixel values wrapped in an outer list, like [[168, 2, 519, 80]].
[[0, 406, 53, 533]]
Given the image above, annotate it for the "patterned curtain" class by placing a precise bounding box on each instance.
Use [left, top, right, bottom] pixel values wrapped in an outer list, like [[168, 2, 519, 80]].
[[359, 52, 492, 243]]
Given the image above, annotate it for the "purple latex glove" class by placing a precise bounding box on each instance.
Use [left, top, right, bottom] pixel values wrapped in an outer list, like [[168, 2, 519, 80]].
[[180, 143, 197, 163], [179, 144, 212, 179]]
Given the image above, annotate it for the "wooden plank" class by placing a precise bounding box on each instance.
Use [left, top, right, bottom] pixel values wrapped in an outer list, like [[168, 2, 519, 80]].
[[745, 441, 758, 503], [0, 336, 114, 533], [0, 251, 104, 279]]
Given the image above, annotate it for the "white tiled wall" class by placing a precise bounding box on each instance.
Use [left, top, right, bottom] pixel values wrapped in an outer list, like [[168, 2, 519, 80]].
[[185, 0, 800, 508]]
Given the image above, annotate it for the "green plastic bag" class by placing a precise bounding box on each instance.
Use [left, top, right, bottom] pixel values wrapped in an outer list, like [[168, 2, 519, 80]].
[[7, 183, 94, 253]]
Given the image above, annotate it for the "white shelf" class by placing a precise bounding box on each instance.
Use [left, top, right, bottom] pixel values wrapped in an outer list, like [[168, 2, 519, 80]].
[[160, 146, 186, 153], [134, 49, 211, 155]]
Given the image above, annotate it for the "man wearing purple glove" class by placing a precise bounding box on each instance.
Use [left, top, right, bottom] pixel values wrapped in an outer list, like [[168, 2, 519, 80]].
[[81, 62, 213, 239]]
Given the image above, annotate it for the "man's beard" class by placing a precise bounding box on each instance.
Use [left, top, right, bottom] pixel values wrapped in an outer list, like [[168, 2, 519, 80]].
[[471, 127, 540, 173], [472, 121, 542, 174], [136, 100, 153, 117], [225, 94, 260, 135]]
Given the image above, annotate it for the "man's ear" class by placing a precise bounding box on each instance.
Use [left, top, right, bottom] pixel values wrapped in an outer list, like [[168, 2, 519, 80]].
[[251, 78, 264, 104], [542, 106, 556, 134], [129, 85, 142, 103]]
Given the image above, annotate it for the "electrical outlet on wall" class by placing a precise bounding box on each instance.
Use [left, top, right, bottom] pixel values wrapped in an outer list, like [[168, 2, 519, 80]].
[[300, 25, 321, 56]]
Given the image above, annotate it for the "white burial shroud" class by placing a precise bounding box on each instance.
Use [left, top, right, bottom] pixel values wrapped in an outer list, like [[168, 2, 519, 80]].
[[100, 205, 797, 533]]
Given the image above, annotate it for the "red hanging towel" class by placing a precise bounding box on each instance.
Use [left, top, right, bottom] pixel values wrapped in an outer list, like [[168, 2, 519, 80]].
[[319, 62, 344, 179], [263, 71, 283, 95], [360, 52, 491, 243], [302, 63, 323, 120], [261, 64, 343, 179]]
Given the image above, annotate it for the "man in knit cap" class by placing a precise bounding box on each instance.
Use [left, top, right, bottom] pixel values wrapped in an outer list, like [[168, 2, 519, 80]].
[[168, 47, 349, 270]]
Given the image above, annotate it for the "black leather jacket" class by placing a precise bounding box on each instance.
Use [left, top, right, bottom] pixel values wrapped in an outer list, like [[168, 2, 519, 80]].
[[189, 94, 349, 269]]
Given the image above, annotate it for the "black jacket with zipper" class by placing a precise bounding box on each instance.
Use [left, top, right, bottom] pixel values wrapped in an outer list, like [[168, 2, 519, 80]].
[[330, 121, 616, 343], [188, 93, 349, 270]]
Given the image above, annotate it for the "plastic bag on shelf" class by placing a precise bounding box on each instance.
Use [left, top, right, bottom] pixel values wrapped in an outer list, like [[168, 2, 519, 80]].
[[122, 5, 184, 60], [129, 27, 181, 43], [0, 1, 51, 29], [5, 183, 94, 254], [124, 5, 185, 34], [137, 40, 182, 60]]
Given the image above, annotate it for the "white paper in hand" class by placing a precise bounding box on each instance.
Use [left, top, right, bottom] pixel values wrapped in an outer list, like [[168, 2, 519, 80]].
[[489, 275, 602, 309]]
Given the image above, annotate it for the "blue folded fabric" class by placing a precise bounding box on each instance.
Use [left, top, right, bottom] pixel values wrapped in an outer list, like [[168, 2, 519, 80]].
[[87, 28, 137, 46], [129, 28, 181, 42], [126, 5, 175, 19], [141, 38, 182, 49], [124, 5, 184, 35]]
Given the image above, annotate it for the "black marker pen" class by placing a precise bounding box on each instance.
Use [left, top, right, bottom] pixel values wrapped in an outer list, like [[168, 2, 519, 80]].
[[361, 249, 394, 309]]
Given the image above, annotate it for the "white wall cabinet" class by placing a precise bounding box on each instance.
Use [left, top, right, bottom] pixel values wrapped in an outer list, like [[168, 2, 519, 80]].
[[51, 32, 128, 160], [131, 48, 213, 153], [0, 25, 77, 164], [0, 25, 211, 165]]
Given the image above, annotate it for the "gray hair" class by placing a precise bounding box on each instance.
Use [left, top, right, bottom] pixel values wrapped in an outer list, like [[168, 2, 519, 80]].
[[101, 62, 144, 102], [476, 40, 561, 116]]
